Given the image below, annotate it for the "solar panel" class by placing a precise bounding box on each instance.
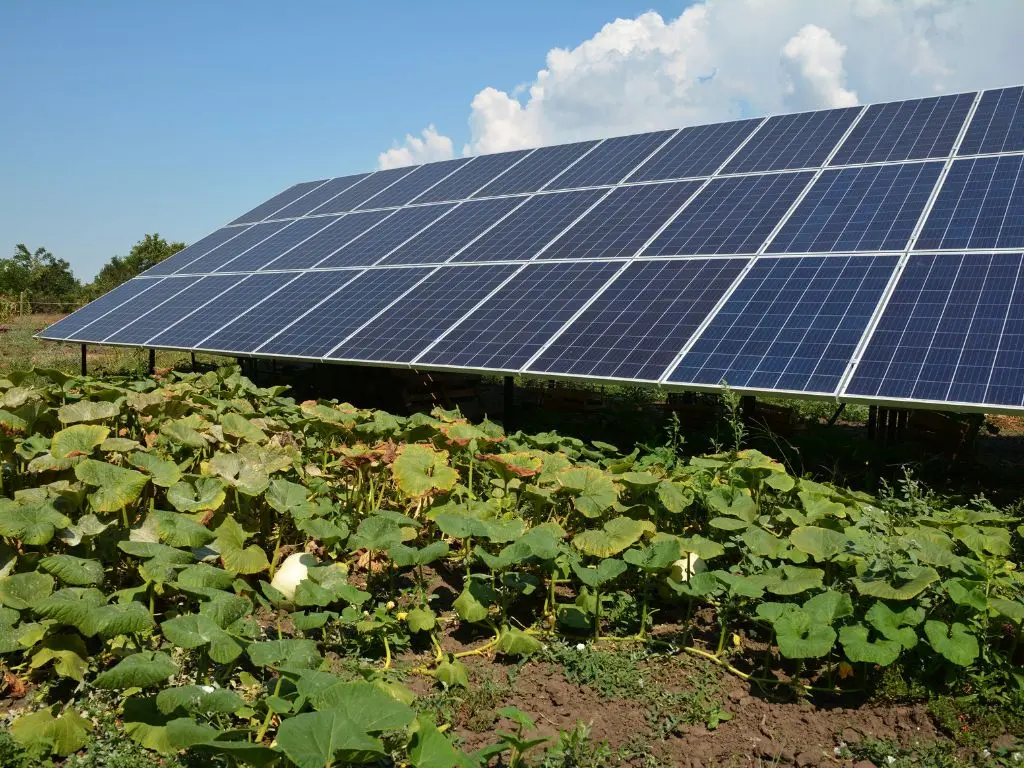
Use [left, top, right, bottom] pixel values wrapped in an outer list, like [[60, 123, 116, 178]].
[[328, 264, 520, 362], [269, 174, 370, 220], [667, 255, 897, 393], [766, 162, 943, 253], [261, 211, 393, 270], [548, 130, 675, 189], [630, 119, 762, 181], [472, 141, 598, 198], [380, 198, 525, 265], [357, 158, 473, 209], [309, 167, 419, 216], [540, 181, 702, 261], [256, 268, 432, 358], [105, 274, 247, 344], [845, 253, 1024, 406], [722, 107, 860, 173], [830, 94, 974, 165], [143, 228, 253, 277], [37, 278, 162, 340], [229, 179, 328, 225], [214, 217, 342, 273], [915, 155, 1024, 250], [452, 190, 607, 263], [528, 258, 747, 381], [200, 271, 359, 353], [643, 172, 812, 255], [174, 221, 290, 275], [958, 86, 1024, 155], [61, 276, 199, 342], [412, 150, 530, 203], [417, 261, 622, 371], [315, 204, 456, 268]]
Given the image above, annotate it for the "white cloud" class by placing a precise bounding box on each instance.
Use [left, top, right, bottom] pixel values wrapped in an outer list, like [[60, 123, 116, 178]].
[[381, 0, 1024, 162], [377, 125, 454, 169]]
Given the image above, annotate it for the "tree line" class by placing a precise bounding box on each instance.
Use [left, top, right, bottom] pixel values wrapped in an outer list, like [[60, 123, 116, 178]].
[[0, 235, 184, 314]]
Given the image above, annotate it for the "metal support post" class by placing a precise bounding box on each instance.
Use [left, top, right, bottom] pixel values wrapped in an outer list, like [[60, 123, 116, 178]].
[[827, 403, 846, 426], [80, 344, 87, 376], [148, 349, 156, 375], [503, 376, 516, 433], [867, 405, 877, 440]]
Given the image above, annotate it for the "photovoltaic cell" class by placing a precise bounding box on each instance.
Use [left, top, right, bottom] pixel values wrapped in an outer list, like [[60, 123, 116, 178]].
[[418, 261, 622, 370], [452, 190, 607, 262], [329, 264, 520, 362], [257, 268, 432, 358], [630, 118, 762, 182], [540, 181, 702, 260], [214, 217, 342, 272], [723, 107, 859, 173], [269, 174, 369, 220], [37, 279, 161, 340], [200, 271, 360, 353], [528, 258, 747, 381], [643, 172, 812, 256], [228, 179, 328, 225], [767, 162, 943, 253], [145, 273, 290, 348], [668, 255, 897, 393], [357, 158, 473, 209], [846, 253, 1024, 406], [548, 130, 675, 189], [830, 93, 974, 165], [309, 167, 418, 215], [412, 150, 530, 204], [958, 86, 1024, 155], [266, 211, 392, 270], [61, 277, 200, 342], [379, 198, 525, 265], [104, 274, 246, 344], [472, 141, 598, 198], [916, 156, 1024, 250], [174, 221, 290, 275], [143, 228, 252, 276], [315, 204, 456, 268]]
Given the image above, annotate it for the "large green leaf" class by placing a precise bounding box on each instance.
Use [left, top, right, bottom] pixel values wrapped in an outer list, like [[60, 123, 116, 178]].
[[656, 480, 694, 514], [570, 557, 627, 588], [39, 554, 104, 586], [247, 638, 320, 669], [221, 412, 267, 444], [496, 626, 542, 656], [924, 620, 979, 667], [789, 526, 848, 560], [864, 602, 922, 649], [50, 424, 109, 459], [57, 400, 119, 424], [276, 709, 384, 768], [838, 625, 902, 666], [11, 706, 92, 756], [94, 651, 177, 689], [153, 511, 215, 548], [129, 451, 182, 487], [773, 608, 836, 659], [756, 566, 824, 596], [408, 719, 467, 768], [74, 458, 148, 512], [161, 614, 243, 663], [572, 516, 654, 557], [0, 501, 70, 545], [213, 517, 269, 574], [852, 566, 939, 600], [453, 577, 495, 623], [0, 571, 54, 609], [207, 452, 270, 496], [296, 677, 415, 731], [556, 467, 618, 518], [156, 686, 245, 716], [392, 444, 459, 497], [29, 633, 90, 680], [160, 419, 208, 448], [167, 477, 226, 513]]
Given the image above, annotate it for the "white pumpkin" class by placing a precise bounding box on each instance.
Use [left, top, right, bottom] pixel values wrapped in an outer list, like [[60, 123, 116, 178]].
[[668, 552, 706, 583], [271, 552, 318, 600]]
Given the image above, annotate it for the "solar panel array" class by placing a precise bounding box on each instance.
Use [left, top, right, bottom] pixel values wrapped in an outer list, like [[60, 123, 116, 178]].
[[42, 85, 1024, 412]]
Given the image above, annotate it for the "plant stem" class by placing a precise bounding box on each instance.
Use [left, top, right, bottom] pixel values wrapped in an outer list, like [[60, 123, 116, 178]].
[[254, 675, 283, 743]]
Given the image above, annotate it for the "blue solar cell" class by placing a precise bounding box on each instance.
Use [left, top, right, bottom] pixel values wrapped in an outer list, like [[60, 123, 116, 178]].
[[669, 255, 897, 393], [309, 167, 419, 216], [105, 274, 246, 345], [379, 198, 525, 265], [767, 162, 943, 253], [61, 277, 200, 342], [200, 271, 360, 353], [214, 217, 342, 272], [958, 86, 1024, 155], [452, 190, 607, 263], [846, 253, 1024, 406], [174, 221, 290, 275], [528, 258, 747, 381], [418, 261, 622, 370], [630, 119, 762, 181], [266, 211, 392, 270], [916, 156, 1024, 250], [643, 172, 812, 256], [724, 107, 860, 173], [472, 141, 598, 198], [269, 174, 370, 220], [547, 131, 675, 189], [38, 279, 162, 340], [143, 228, 253, 277], [315, 204, 456, 268], [329, 264, 520, 362], [412, 150, 531, 204], [229, 179, 329, 225], [830, 93, 974, 165], [257, 268, 432, 358], [540, 181, 701, 260], [357, 158, 473, 209]]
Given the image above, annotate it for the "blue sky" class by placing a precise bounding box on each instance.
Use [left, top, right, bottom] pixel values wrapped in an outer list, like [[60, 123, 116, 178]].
[[0, 1, 689, 279]]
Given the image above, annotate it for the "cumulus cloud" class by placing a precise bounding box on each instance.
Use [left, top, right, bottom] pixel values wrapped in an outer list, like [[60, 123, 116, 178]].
[[377, 125, 455, 169], [379, 0, 1024, 164]]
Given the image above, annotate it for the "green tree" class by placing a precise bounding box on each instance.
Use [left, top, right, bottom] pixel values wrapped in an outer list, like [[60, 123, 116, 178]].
[[86, 234, 185, 299], [0, 245, 80, 311]]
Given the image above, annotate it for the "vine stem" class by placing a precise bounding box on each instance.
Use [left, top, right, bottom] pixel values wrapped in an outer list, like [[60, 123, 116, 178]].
[[254, 675, 283, 743]]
